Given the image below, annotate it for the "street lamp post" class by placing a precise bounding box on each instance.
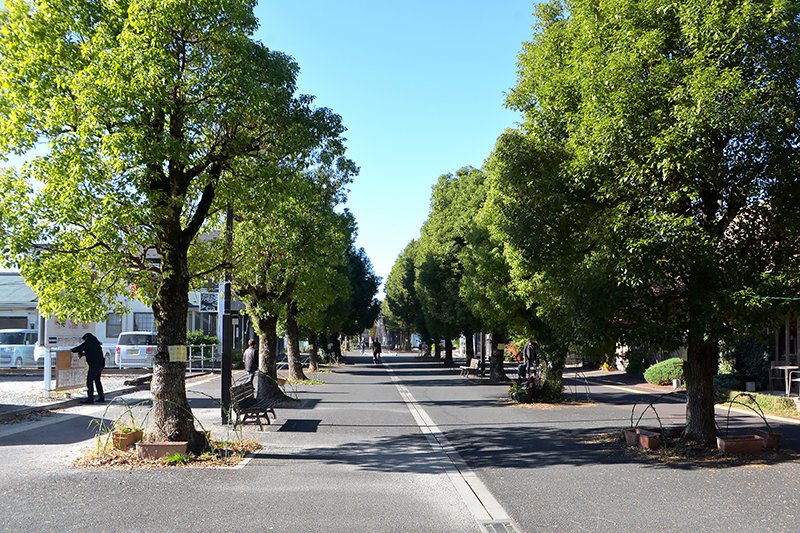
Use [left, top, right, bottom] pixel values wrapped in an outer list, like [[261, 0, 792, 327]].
[[221, 207, 233, 424]]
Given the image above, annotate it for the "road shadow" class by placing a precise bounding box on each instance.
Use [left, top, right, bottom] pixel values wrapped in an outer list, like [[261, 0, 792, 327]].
[[252, 424, 800, 474], [0, 412, 109, 447]]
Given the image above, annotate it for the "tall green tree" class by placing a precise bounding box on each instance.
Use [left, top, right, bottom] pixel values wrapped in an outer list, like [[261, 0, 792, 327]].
[[487, 0, 800, 444], [0, 0, 345, 449], [415, 167, 484, 366], [231, 169, 353, 393], [382, 240, 424, 351]]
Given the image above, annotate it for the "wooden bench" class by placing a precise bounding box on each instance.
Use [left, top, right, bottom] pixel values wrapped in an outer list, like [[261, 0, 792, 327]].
[[230, 382, 278, 431], [459, 358, 480, 376]]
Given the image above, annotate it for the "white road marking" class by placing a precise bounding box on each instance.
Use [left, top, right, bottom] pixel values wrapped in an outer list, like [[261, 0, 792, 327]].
[[384, 365, 518, 528]]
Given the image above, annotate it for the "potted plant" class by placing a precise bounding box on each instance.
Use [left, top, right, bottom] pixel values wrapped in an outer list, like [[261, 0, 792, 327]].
[[111, 421, 144, 450]]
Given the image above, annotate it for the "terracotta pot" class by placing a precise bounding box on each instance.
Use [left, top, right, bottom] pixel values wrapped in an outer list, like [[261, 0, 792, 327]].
[[716, 435, 763, 454], [623, 428, 639, 446], [111, 429, 143, 450], [637, 429, 661, 449], [753, 430, 781, 450], [136, 441, 188, 459]]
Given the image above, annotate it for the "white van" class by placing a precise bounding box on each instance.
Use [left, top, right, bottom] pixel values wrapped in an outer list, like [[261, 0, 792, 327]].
[[0, 329, 38, 367], [115, 331, 157, 368]]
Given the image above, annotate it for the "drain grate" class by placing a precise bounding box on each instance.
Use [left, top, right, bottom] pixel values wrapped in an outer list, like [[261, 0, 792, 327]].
[[480, 521, 520, 533]]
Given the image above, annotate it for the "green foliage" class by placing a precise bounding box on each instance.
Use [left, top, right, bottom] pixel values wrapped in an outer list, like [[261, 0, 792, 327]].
[[643, 358, 684, 385], [187, 331, 218, 346], [713, 374, 742, 392], [163, 452, 191, 466], [415, 168, 485, 341], [625, 357, 647, 377], [725, 338, 771, 389], [383, 240, 426, 337], [486, 0, 800, 440], [717, 391, 797, 419]]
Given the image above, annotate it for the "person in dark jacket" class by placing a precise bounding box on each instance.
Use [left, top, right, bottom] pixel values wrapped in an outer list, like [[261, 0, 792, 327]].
[[71, 332, 105, 403], [372, 338, 382, 364], [523, 338, 539, 378]]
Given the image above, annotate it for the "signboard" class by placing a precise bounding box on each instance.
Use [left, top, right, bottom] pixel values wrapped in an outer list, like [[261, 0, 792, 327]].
[[199, 292, 218, 313], [46, 318, 95, 348], [55, 350, 87, 391], [168, 345, 187, 362]]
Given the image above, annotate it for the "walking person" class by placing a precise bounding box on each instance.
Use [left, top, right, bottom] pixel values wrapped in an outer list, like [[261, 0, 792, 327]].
[[71, 332, 105, 404], [243, 339, 257, 384], [523, 337, 539, 378], [372, 338, 382, 364]]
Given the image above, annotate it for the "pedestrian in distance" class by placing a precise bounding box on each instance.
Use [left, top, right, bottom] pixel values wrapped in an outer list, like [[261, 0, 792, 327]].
[[523, 337, 539, 378], [372, 338, 382, 364], [243, 339, 257, 384], [71, 332, 105, 404]]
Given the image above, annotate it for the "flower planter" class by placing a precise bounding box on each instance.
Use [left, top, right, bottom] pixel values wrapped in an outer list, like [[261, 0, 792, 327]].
[[637, 429, 661, 450], [623, 428, 639, 446], [716, 435, 763, 454], [753, 430, 781, 450], [112, 429, 144, 450], [136, 441, 188, 459]]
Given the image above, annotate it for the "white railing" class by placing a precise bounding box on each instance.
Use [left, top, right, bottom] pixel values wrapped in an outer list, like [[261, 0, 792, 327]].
[[186, 344, 220, 373]]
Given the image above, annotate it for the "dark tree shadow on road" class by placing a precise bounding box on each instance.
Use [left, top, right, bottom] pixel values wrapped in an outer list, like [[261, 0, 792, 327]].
[[252, 423, 800, 473]]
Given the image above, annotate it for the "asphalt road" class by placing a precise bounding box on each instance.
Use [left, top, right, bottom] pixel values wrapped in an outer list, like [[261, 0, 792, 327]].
[[0, 354, 798, 533]]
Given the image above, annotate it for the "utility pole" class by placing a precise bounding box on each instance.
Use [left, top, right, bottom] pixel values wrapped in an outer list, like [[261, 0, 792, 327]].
[[221, 207, 233, 424]]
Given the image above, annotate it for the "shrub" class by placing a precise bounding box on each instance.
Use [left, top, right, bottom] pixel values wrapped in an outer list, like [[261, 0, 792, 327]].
[[713, 374, 741, 392], [643, 357, 684, 385], [725, 338, 770, 389], [625, 356, 647, 376], [187, 330, 218, 346]]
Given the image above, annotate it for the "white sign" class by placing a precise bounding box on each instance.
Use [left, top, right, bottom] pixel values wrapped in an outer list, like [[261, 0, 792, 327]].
[[46, 318, 95, 348]]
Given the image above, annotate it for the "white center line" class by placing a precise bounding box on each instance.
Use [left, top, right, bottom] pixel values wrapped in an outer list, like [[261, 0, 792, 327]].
[[384, 365, 519, 531]]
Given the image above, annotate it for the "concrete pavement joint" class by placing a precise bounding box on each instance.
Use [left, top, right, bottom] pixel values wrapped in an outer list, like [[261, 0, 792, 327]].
[[384, 364, 520, 531]]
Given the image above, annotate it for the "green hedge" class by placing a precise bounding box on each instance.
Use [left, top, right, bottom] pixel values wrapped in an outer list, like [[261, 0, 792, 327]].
[[643, 357, 684, 385]]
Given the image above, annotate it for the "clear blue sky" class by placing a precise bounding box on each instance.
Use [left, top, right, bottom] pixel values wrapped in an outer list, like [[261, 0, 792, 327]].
[[255, 1, 536, 290]]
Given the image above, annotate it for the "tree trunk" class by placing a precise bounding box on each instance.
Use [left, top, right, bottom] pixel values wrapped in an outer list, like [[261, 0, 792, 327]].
[[684, 336, 718, 445], [308, 334, 320, 373], [150, 247, 205, 453], [404, 329, 411, 352], [489, 331, 510, 382], [464, 328, 474, 364], [434, 339, 441, 359], [285, 299, 307, 381], [254, 315, 291, 402], [443, 338, 455, 367]]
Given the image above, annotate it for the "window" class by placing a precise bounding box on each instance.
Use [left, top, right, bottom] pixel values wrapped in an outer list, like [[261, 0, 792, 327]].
[[106, 313, 122, 339], [133, 312, 155, 332]]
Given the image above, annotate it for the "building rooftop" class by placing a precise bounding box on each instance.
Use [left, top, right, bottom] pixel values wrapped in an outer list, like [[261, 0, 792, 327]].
[[0, 272, 37, 307]]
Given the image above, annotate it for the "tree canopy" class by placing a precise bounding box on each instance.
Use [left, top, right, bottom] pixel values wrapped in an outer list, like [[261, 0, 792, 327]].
[[485, 0, 800, 443], [0, 0, 358, 448]]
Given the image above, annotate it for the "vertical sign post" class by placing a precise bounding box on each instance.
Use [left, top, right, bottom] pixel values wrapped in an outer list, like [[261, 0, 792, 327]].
[[221, 207, 233, 424]]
